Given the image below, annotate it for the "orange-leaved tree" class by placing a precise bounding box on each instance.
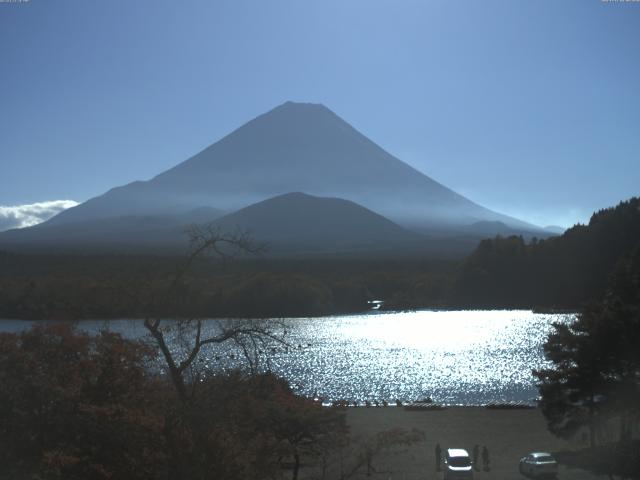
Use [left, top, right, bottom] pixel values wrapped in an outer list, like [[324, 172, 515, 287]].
[[0, 324, 166, 480]]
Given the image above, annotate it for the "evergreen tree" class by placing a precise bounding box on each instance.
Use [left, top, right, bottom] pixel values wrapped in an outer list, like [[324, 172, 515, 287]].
[[534, 246, 640, 447]]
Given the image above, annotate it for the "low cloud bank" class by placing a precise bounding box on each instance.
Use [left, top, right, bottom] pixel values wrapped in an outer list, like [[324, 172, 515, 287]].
[[0, 200, 79, 232]]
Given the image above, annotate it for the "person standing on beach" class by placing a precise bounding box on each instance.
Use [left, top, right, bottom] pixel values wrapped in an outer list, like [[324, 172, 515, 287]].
[[473, 444, 480, 470], [435, 443, 441, 471], [482, 446, 490, 471]]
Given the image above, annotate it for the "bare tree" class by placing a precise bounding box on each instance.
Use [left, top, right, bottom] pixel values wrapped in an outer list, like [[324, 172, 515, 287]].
[[142, 224, 286, 403], [329, 428, 425, 479]]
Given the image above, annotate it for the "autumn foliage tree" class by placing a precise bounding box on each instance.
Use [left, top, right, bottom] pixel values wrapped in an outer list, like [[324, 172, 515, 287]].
[[0, 324, 349, 480], [0, 324, 166, 480]]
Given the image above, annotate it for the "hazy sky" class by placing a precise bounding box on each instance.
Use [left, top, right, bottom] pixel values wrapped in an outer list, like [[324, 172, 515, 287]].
[[1, 0, 638, 228]]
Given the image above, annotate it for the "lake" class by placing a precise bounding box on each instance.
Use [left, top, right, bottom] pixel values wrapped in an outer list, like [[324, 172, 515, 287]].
[[0, 310, 572, 405]]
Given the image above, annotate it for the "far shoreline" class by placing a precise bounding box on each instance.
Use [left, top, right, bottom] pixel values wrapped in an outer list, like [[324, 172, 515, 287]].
[[0, 306, 578, 323]]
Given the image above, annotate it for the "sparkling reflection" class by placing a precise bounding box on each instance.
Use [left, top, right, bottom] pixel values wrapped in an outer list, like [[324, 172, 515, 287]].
[[0, 310, 573, 405], [197, 310, 573, 405]]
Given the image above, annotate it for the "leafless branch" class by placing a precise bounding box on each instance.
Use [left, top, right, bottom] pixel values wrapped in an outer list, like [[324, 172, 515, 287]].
[[142, 224, 283, 403]]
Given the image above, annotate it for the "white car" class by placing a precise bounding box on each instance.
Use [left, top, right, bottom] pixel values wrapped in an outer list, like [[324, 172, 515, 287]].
[[519, 452, 558, 478], [444, 448, 474, 479]]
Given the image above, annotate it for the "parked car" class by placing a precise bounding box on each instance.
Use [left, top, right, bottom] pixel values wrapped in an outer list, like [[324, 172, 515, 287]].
[[444, 448, 474, 479], [519, 452, 558, 477]]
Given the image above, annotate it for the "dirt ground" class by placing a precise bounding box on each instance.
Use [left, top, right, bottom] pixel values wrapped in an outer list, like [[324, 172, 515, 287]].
[[303, 406, 608, 480]]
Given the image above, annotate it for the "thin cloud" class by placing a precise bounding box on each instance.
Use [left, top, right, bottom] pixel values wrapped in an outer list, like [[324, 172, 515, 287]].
[[0, 200, 79, 232]]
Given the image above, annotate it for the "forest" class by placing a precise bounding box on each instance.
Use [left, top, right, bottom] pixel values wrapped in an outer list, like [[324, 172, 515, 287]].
[[1, 197, 638, 320], [453, 197, 640, 308]]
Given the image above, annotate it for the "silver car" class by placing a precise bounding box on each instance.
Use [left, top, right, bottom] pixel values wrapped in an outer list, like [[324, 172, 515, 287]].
[[444, 448, 474, 480], [519, 452, 558, 478]]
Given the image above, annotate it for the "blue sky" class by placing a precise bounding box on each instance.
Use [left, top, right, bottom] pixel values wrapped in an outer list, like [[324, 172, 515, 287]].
[[1, 0, 638, 228]]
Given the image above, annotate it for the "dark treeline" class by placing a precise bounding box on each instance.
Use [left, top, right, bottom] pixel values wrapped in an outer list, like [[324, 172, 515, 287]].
[[0, 252, 455, 320], [1, 197, 638, 319], [453, 197, 640, 309]]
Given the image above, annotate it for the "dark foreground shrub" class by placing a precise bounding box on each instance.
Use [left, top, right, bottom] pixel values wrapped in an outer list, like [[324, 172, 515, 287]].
[[0, 324, 166, 480], [0, 324, 348, 480]]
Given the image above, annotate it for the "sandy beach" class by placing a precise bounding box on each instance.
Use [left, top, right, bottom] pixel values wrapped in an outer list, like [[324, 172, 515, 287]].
[[307, 406, 607, 480]]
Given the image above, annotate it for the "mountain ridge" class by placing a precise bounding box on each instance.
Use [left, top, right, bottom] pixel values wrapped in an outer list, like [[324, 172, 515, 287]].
[[211, 191, 421, 251], [44, 101, 542, 234], [0, 192, 430, 256]]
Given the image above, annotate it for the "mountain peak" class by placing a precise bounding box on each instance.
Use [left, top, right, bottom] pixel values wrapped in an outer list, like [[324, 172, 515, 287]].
[[282, 100, 323, 106], [269, 191, 311, 200], [278, 100, 328, 110], [258, 100, 337, 124], [211, 191, 418, 253], [40, 102, 540, 233]]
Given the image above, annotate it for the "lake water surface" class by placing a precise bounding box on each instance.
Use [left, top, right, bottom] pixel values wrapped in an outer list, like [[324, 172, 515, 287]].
[[0, 310, 573, 405]]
